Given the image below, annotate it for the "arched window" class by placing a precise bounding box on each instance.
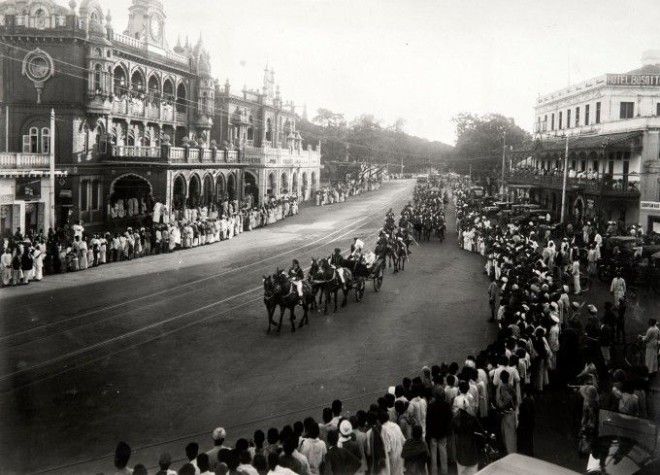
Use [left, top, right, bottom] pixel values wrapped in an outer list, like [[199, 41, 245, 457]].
[[94, 64, 103, 91], [131, 70, 145, 92], [148, 75, 159, 95], [34, 8, 47, 29], [265, 118, 272, 142], [22, 126, 49, 153], [176, 83, 187, 113], [113, 65, 127, 94], [41, 127, 50, 154]]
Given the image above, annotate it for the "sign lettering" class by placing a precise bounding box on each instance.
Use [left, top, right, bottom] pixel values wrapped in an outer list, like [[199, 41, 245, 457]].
[[607, 74, 660, 86]]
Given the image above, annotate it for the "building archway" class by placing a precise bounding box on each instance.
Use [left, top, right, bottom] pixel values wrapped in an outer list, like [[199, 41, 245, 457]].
[[188, 174, 201, 207], [280, 172, 289, 195], [311, 171, 317, 191], [113, 64, 128, 94], [147, 74, 160, 95], [216, 173, 226, 200], [163, 78, 174, 98], [292, 172, 298, 195], [227, 173, 236, 200], [109, 173, 152, 217], [302, 172, 308, 198], [202, 174, 214, 206], [173, 174, 186, 210], [176, 82, 187, 113], [267, 172, 276, 197], [244, 171, 259, 207], [130, 68, 145, 92]]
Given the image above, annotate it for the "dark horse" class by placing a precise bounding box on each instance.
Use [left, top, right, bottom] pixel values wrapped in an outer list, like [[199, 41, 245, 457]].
[[309, 258, 353, 314], [263, 272, 314, 333]]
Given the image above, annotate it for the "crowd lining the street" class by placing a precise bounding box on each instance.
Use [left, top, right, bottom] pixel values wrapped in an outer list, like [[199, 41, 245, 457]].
[[104, 177, 657, 475], [1, 179, 380, 288]]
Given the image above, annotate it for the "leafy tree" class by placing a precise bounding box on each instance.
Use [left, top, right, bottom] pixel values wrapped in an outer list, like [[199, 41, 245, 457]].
[[449, 113, 531, 179]]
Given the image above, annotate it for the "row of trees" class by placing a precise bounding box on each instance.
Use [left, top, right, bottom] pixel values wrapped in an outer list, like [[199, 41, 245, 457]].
[[298, 109, 453, 172], [299, 108, 533, 184]]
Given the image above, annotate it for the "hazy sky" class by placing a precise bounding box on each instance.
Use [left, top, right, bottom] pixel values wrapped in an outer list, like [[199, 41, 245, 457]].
[[107, 0, 658, 144]]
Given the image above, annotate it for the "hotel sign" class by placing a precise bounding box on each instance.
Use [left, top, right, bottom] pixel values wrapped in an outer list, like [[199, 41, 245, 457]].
[[607, 74, 660, 86]]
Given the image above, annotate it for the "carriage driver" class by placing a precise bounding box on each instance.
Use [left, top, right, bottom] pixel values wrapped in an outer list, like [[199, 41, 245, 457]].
[[329, 248, 347, 284], [288, 259, 305, 300]]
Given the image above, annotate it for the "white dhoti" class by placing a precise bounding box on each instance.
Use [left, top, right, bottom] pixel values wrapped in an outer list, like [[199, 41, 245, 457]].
[[294, 280, 303, 297]]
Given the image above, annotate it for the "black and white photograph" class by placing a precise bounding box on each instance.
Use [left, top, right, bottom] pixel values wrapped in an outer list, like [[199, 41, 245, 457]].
[[0, 0, 659, 474]]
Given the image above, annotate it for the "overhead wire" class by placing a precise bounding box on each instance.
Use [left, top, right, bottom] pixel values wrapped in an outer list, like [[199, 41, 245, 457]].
[[0, 40, 448, 162]]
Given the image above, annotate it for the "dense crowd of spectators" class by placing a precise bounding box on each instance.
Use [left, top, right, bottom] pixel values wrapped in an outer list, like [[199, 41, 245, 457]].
[[315, 180, 380, 207], [1, 196, 301, 287], [97, 177, 657, 474], [455, 181, 657, 461]]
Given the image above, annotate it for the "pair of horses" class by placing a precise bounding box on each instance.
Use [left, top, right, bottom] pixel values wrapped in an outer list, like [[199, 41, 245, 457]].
[[262, 259, 355, 333], [376, 237, 408, 273]]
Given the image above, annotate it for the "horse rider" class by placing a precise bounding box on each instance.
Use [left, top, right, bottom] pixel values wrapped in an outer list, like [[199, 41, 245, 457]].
[[329, 248, 347, 284], [288, 259, 305, 302]]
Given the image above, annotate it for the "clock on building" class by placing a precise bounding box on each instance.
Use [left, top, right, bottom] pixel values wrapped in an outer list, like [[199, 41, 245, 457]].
[[150, 16, 162, 41]]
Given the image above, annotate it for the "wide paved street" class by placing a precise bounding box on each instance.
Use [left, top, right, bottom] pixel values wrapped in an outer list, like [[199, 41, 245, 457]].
[[0, 180, 497, 474]]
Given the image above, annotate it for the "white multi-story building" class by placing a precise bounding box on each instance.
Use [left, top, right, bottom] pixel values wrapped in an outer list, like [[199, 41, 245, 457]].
[[509, 51, 660, 232]]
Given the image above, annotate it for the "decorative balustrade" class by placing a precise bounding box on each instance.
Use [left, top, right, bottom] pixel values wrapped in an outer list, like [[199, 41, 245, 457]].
[[113, 32, 144, 49], [188, 148, 200, 162], [507, 171, 640, 196], [0, 152, 50, 169], [110, 98, 185, 124], [169, 147, 186, 161], [105, 144, 322, 167]]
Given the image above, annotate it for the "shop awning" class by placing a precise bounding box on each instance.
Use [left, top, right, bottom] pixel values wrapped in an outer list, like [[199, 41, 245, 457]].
[[536, 131, 643, 153]]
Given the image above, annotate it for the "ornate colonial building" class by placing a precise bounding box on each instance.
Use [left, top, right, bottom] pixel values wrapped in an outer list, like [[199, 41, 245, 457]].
[[509, 51, 660, 232], [0, 0, 320, 233], [212, 68, 321, 203]]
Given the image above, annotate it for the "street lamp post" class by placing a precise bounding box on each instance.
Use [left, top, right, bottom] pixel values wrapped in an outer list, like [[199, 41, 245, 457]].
[[559, 134, 569, 224], [500, 131, 507, 200], [49, 108, 56, 230]]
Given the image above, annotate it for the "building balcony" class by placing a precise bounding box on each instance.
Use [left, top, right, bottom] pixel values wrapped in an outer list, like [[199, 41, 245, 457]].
[[104, 144, 321, 168], [0, 152, 50, 169], [110, 97, 188, 125], [507, 170, 641, 198], [242, 145, 321, 167], [536, 115, 660, 139]]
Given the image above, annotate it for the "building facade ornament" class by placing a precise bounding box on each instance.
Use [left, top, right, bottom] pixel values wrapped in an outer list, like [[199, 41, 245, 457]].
[[21, 48, 55, 103]]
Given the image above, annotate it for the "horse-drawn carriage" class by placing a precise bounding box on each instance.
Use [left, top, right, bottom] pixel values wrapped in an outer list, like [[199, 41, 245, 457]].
[[353, 257, 385, 301]]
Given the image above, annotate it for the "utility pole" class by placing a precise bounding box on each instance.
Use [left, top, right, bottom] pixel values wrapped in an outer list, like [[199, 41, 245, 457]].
[[500, 131, 507, 200], [560, 134, 569, 224], [49, 108, 56, 230]]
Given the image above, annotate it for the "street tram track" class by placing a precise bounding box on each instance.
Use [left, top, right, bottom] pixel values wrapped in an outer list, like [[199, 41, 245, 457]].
[[0, 186, 410, 348], [0, 187, 411, 392]]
